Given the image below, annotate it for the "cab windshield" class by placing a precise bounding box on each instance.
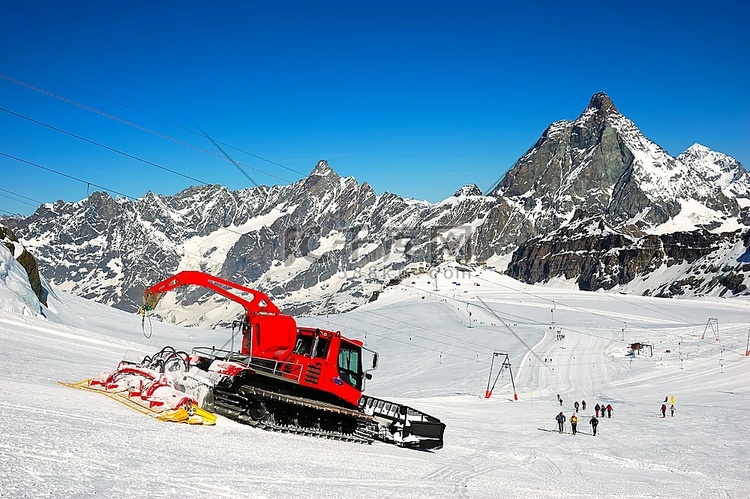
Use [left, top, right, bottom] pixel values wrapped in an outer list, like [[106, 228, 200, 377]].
[[337, 343, 363, 390]]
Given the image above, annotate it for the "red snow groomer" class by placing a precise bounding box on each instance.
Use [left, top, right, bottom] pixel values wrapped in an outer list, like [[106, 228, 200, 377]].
[[136, 271, 445, 449]]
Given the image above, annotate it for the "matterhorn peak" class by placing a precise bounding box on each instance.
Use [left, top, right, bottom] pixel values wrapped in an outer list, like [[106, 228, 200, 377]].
[[311, 159, 335, 176], [586, 92, 619, 115]]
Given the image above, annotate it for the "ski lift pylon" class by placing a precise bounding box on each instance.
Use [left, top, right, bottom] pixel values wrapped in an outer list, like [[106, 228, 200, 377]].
[[485, 352, 517, 400]]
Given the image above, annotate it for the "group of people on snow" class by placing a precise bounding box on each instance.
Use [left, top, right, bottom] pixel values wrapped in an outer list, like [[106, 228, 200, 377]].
[[595, 402, 613, 418], [554, 395, 609, 436], [660, 395, 676, 418], [555, 410, 598, 435], [554, 393, 678, 436]]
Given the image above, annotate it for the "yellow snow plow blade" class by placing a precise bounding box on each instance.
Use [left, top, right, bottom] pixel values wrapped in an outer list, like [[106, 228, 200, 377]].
[[191, 406, 217, 425], [59, 379, 217, 426], [159, 408, 190, 422], [158, 405, 217, 425]]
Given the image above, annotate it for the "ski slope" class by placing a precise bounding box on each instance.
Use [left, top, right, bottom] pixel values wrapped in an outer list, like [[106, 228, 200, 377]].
[[1, 256, 749, 498]]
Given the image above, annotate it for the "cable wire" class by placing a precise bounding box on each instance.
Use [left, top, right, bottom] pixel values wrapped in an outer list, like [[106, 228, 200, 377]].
[[0, 69, 306, 178]]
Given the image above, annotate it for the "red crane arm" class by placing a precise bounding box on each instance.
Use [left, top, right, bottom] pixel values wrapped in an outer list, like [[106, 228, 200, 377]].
[[141, 270, 280, 316]]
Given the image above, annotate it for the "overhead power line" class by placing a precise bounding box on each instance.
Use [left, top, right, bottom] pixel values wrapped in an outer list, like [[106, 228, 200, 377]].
[[0, 187, 43, 206], [0, 72, 303, 181], [0, 151, 136, 200], [197, 125, 259, 188], [0, 106, 211, 186]]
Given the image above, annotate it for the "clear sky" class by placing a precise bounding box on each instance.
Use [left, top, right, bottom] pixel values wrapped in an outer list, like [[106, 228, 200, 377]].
[[1, 1, 748, 217]]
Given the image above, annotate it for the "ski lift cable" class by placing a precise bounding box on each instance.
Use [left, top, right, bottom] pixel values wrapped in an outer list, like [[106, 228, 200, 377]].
[[480, 271, 709, 329], [316, 288, 592, 365], [475, 296, 552, 371], [327, 312, 491, 360], [0, 187, 43, 206], [0, 106, 212, 186], [0, 194, 39, 209], [605, 291, 710, 327], [0, 151, 136, 200], [196, 125, 259, 188], [472, 274, 704, 336], [405, 277, 617, 344], [0, 71, 304, 180], [321, 315, 480, 363], [376, 277, 724, 366], [357, 308, 500, 353], [473, 274, 649, 329]]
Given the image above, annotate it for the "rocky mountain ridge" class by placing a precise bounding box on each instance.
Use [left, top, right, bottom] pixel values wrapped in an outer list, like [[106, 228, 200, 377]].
[[5, 93, 749, 323], [506, 210, 749, 298]]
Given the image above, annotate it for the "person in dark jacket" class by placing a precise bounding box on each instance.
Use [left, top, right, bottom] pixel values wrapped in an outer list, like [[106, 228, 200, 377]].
[[661, 404, 667, 417], [594, 403, 600, 417], [556, 412, 566, 433], [581, 400, 587, 411], [574, 401, 580, 413], [589, 415, 599, 436]]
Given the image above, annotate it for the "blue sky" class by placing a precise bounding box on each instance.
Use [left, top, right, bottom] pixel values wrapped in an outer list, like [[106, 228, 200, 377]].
[[1, 1, 748, 217]]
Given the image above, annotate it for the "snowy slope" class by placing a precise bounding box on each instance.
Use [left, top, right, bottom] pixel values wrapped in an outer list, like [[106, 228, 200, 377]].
[[2, 261, 749, 498], [0, 244, 42, 316]]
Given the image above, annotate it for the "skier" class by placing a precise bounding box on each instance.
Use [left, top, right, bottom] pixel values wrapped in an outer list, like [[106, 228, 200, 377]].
[[594, 403, 600, 417], [556, 411, 566, 433], [660, 403, 667, 418], [570, 413, 579, 435], [606, 404, 613, 418], [557, 394, 563, 407], [581, 400, 586, 411], [670, 404, 675, 417], [574, 401, 580, 413], [589, 415, 599, 436]]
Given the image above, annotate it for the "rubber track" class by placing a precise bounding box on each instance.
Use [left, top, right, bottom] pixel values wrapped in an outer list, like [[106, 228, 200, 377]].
[[213, 385, 378, 445]]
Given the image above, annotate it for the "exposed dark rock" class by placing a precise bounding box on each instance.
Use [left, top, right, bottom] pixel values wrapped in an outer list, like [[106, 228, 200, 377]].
[[0, 225, 46, 305], [508, 211, 746, 296]]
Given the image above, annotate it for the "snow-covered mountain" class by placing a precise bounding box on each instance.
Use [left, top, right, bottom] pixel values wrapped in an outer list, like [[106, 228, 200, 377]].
[[5, 161, 504, 322], [498, 93, 750, 297], [492, 93, 744, 234], [677, 143, 750, 203], [4, 93, 749, 322]]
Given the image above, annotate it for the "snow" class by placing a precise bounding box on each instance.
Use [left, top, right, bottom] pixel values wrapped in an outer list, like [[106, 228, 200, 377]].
[[0, 245, 41, 315], [650, 198, 738, 235], [1, 259, 749, 498], [179, 206, 290, 274]]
